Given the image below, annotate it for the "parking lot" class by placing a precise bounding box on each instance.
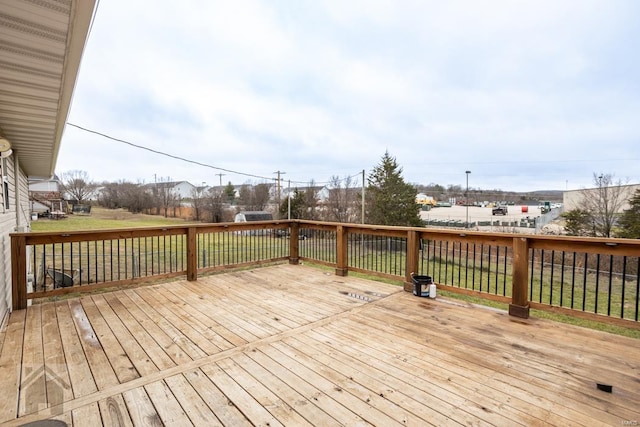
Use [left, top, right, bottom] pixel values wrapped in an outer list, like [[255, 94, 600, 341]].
[[420, 205, 549, 232]]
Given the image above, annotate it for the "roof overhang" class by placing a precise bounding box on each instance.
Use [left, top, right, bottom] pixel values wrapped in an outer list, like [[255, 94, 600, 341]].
[[0, 0, 96, 177]]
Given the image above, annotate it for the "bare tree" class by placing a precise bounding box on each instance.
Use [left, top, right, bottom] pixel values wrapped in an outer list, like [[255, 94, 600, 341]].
[[190, 185, 207, 221], [237, 182, 271, 211], [98, 180, 153, 213], [325, 175, 359, 223], [576, 173, 631, 237], [203, 191, 232, 223], [153, 177, 177, 217], [253, 183, 271, 210], [59, 170, 97, 203]]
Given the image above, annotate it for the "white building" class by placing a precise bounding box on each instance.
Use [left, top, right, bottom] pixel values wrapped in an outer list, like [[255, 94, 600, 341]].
[[563, 184, 639, 212], [147, 181, 197, 199]]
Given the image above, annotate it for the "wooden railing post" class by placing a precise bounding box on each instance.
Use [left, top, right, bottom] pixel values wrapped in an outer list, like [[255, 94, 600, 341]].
[[187, 227, 197, 281], [289, 222, 299, 265], [11, 234, 27, 310], [509, 236, 530, 318], [335, 225, 348, 276], [404, 230, 420, 292]]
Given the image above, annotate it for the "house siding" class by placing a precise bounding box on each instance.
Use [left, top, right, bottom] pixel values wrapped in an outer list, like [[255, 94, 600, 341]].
[[0, 155, 30, 328], [0, 157, 15, 326]]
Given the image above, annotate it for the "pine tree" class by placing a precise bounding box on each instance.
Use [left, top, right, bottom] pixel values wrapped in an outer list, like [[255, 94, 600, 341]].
[[616, 189, 640, 239], [224, 182, 236, 204], [279, 189, 307, 219], [366, 151, 422, 227]]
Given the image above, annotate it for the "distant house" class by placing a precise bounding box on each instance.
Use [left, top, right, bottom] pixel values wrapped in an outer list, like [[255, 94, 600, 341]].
[[0, 1, 96, 326], [28, 176, 64, 216], [283, 185, 327, 202], [29, 175, 61, 192], [146, 181, 196, 199]]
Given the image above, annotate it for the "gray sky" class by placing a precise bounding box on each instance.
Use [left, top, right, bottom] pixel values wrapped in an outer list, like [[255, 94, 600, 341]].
[[59, 0, 640, 192]]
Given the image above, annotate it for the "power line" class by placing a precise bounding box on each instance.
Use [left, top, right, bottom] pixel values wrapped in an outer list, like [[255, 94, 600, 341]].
[[66, 123, 362, 186]]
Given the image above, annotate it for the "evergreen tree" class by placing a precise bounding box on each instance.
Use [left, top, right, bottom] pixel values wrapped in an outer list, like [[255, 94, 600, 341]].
[[562, 209, 594, 236], [224, 182, 236, 204], [616, 189, 640, 238], [279, 189, 307, 219], [366, 151, 422, 227]]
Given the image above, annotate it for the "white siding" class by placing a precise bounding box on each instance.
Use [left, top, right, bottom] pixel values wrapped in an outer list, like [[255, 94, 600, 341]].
[[1, 159, 14, 325], [0, 154, 30, 327], [174, 182, 196, 199], [29, 179, 60, 192]]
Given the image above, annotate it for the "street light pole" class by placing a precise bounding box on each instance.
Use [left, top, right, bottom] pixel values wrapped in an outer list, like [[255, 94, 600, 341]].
[[465, 170, 471, 228]]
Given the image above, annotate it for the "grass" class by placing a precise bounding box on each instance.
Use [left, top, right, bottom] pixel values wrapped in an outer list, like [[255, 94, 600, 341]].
[[30, 207, 194, 232]]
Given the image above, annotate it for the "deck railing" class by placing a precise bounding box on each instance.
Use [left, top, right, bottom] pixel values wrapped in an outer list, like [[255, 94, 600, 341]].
[[11, 220, 640, 329]]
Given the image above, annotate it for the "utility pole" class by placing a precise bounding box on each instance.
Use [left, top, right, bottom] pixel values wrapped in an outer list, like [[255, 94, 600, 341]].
[[273, 171, 286, 208], [361, 169, 365, 224], [287, 179, 291, 220], [215, 173, 226, 188], [465, 170, 471, 228]]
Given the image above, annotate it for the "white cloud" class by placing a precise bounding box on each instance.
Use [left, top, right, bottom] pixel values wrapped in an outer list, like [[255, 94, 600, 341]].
[[59, 0, 640, 192]]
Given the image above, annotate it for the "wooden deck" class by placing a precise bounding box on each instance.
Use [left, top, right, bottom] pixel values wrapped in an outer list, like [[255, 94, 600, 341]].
[[1, 264, 639, 426]]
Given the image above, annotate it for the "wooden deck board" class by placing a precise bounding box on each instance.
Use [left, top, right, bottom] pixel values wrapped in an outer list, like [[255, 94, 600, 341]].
[[359, 299, 640, 422], [40, 302, 74, 409], [1, 264, 639, 426], [0, 310, 25, 421]]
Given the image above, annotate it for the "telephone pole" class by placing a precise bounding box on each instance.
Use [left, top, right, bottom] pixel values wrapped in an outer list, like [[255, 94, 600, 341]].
[[273, 170, 286, 208], [215, 173, 226, 187]]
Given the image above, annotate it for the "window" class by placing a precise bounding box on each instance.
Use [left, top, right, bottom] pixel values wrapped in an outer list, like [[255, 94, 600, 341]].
[[1, 158, 8, 211]]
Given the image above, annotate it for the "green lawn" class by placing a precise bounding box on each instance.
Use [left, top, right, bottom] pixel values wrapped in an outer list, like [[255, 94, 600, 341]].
[[30, 207, 194, 232]]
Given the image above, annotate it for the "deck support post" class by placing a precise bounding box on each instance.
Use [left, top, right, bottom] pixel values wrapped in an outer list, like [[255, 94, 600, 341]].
[[509, 236, 530, 318], [289, 221, 299, 265], [404, 230, 420, 292], [11, 234, 28, 310], [187, 227, 197, 281], [335, 225, 348, 276]]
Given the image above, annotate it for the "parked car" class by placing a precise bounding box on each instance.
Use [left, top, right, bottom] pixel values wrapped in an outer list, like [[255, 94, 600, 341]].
[[275, 229, 308, 239], [492, 206, 508, 215]]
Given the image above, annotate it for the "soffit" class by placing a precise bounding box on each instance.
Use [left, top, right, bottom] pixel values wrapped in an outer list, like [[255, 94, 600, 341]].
[[0, 0, 95, 177]]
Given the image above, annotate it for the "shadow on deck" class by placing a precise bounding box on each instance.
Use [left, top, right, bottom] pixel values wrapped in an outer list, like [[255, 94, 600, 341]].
[[1, 264, 639, 426]]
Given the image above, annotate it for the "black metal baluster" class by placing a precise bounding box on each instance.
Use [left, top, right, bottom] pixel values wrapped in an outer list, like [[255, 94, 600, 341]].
[[479, 244, 484, 292], [494, 246, 499, 295], [635, 258, 640, 321], [109, 240, 113, 282], [607, 255, 614, 316], [595, 254, 601, 314], [502, 246, 508, 296], [549, 250, 555, 305], [472, 244, 477, 291], [93, 240, 98, 283], [465, 242, 469, 289], [530, 248, 535, 301], [570, 252, 576, 309], [582, 253, 588, 311], [620, 256, 627, 319], [560, 251, 566, 307], [444, 241, 449, 285], [539, 249, 544, 303], [458, 242, 462, 287]]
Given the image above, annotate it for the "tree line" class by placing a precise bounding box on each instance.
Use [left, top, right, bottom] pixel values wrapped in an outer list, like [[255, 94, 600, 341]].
[[57, 156, 640, 238], [57, 152, 422, 226]]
